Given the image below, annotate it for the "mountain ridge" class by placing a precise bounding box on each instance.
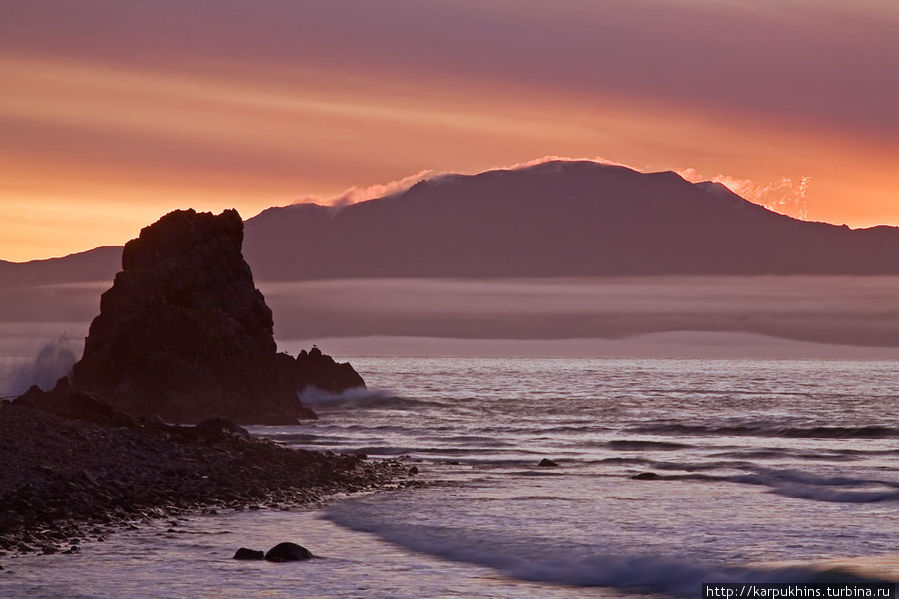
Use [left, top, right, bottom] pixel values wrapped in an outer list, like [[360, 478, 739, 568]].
[[4, 161, 899, 285], [243, 160, 899, 279]]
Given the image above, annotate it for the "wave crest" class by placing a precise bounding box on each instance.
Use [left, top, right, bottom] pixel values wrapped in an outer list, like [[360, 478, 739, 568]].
[[299, 386, 435, 410], [325, 498, 881, 596]]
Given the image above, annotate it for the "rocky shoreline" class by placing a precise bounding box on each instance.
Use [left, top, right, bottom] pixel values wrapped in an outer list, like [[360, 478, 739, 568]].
[[0, 402, 414, 560]]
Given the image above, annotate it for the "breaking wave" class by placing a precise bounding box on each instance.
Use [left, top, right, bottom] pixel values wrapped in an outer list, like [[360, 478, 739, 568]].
[[657, 466, 899, 504], [3, 336, 78, 397], [325, 498, 881, 596], [299, 387, 437, 410]]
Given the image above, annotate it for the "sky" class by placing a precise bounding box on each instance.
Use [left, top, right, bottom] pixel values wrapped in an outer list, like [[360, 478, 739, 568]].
[[2, 0, 898, 261]]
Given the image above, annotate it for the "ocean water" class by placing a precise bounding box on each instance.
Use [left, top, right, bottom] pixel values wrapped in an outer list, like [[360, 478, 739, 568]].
[[3, 357, 899, 597]]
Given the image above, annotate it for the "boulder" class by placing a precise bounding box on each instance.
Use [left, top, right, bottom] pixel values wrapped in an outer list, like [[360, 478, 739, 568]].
[[264, 542, 313, 562], [537, 458, 559, 467], [68, 209, 364, 424], [233, 548, 264, 560]]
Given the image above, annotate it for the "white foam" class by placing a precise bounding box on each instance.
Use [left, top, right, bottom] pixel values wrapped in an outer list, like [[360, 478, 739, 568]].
[[325, 499, 870, 596], [299, 386, 431, 410]]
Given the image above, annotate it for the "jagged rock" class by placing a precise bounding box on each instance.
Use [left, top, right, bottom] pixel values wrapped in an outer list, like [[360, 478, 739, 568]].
[[537, 458, 559, 467], [264, 542, 312, 562], [68, 209, 363, 424], [294, 346, 366, 393], [233, 547, 264, 560], [13, 378, 141, 429]]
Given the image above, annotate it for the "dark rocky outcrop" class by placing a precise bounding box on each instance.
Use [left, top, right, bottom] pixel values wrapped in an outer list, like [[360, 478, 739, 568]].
[[67, 208, 364, 424], [264, 542, 313, 562], [0, 401, 409, 555], [294, 347, 365, 393], [13, 378, 142, 429], [537, 458, 559, 467], [233, 548, 265, 560]]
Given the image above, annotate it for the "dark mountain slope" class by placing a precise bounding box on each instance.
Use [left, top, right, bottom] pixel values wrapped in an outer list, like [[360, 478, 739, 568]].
[[243, 161, 899, 279]]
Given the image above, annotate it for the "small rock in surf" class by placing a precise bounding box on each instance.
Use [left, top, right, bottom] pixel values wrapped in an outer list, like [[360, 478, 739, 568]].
[[264, 542, 313, 562], [233, 547, 265, 560]]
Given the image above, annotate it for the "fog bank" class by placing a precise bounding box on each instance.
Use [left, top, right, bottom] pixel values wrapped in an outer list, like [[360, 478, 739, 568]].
[[261, 276, 899, 347], [1, 277, 898, 369]]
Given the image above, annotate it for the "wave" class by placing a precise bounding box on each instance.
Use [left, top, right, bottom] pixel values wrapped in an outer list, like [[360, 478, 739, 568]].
[[299, 387, 436, 410], [325, 499, 882, 596], [708, 449, 855, 461], [605, 440, 693, 451], [630, 423, 899, 439], [733, 467, 899, 503], [658, 466, 899, 504], [765, 484, 899, 503]]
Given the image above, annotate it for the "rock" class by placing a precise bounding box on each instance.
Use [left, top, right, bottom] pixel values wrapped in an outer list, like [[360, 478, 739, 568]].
[[631, 472, 661, 480], [67, 209, 363, 425], [294, 346, 366, 394], [233, 547, 264, 560], [192, 418, 250, 441], [264, 542, 313, 562], [13, 379, 140, 428], [538, 458, 559, 467], [407, 466, 419, 475]]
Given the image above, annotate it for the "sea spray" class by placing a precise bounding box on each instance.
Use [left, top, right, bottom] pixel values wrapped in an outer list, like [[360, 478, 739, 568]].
[[299, 386, 436, 410], [4, 335, 79, 397]]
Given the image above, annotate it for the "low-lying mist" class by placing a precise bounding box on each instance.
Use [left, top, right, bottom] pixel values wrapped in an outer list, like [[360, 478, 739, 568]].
[[2, 277, 899, 378], [261, 276, 899, 347]]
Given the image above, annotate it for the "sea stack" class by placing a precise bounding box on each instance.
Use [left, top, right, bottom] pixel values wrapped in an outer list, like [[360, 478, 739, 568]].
[[70, 208, 363, 424]]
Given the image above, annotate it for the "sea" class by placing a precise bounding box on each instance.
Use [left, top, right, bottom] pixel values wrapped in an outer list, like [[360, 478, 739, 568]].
[[2, 353, 899, 598]]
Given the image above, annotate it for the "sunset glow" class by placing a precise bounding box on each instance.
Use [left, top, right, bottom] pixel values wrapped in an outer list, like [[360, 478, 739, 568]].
[[2, 1, 898, 261]]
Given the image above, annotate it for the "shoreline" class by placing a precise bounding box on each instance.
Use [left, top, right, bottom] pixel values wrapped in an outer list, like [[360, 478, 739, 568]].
[[0, 403, 417, 560]]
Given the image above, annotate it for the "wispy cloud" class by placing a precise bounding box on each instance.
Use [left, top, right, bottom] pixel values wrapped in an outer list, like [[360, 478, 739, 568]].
[[333, 169, 437, 206], [500, 155, 639, 171], [291, 169, 437, 212], [678, 168, 813, 220]]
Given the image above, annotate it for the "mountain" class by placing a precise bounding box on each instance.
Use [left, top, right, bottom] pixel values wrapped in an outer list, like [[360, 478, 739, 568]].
[[243, 161, 899, 279], [0, 246, 121, 287], [4, 161, 899, 286]]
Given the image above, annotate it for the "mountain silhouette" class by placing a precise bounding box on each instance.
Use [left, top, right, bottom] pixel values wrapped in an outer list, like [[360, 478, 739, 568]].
[[0, 246, 121, 287], [243, 161, 899, 279], [4, 161, 899, 285]]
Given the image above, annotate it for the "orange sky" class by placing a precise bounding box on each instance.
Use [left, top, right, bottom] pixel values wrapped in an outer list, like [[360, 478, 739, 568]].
[[2, 1, 898, 261]]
